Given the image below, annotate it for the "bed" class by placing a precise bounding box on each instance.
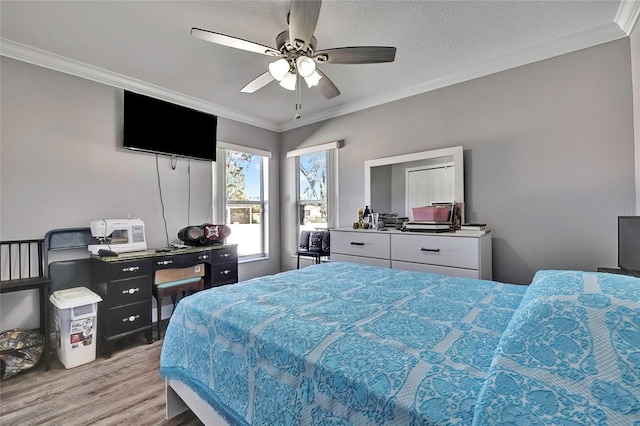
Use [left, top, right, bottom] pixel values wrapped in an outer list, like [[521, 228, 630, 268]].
[[160, 262, 640, 425]]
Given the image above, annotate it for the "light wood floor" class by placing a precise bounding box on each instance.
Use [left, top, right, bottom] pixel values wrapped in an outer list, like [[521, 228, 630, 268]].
[[0, 331, 204, 426]]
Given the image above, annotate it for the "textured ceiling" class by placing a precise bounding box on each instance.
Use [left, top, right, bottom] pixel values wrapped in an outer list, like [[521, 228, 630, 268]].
[[0, 1, 636, 131]]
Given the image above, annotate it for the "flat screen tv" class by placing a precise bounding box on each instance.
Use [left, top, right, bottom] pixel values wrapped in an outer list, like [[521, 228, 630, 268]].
[[123, 91, 217, 161], [618, 216, 640, 274]]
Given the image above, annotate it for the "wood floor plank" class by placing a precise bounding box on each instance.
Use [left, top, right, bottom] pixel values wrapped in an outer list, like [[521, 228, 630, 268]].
[[0, 334, 204, 426]]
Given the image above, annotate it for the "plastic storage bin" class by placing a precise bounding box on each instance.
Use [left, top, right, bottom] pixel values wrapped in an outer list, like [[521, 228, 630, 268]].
[[50, 287, 102, 369], [412, 206, 452, 222]]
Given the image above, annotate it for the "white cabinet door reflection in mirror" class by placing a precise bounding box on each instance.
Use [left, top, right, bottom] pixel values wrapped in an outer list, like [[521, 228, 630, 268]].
[[365, 146, 464, 219], [406, 161, 455, 220]]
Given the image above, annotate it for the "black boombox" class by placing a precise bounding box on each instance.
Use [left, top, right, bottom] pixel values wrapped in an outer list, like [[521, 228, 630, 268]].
[[178, 224, 231, 246]]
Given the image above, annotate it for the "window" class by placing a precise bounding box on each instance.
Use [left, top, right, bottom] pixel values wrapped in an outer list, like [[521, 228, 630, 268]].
[[287, 141, 340, 254], [298, 151, 327, 232], [214, 144, 270, 259]]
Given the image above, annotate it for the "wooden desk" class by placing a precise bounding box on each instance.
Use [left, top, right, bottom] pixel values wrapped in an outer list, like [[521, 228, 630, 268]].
[[90, 245, 237, 358]]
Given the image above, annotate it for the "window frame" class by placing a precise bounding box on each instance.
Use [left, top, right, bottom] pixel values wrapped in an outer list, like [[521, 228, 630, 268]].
[[287, 141, 340, 257], [296, 151, 328, 233], [214, 142, 271, 261]]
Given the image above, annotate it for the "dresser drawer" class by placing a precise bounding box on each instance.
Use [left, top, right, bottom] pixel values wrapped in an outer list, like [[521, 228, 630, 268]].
[[109, 276, 151, 307], [211, 246, 238, 264], [332, 231, 390, 259], [331, 253, 391, 268], [392, 260, 481, 279], [391, 234, 479, 269], [210, 261, 238, 286], [109, 301, 151, 336], [108, 259, 151, 281]]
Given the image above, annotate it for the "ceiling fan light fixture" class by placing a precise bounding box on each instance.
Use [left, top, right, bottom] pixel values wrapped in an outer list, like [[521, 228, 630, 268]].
[[303, 70, 322, 88], [296, 56, 316, 78], [268, 58, 290, 81], [279, 72, 297, 90]]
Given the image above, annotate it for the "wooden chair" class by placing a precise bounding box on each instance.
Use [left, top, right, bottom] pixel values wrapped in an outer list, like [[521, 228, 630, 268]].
[[152, 277, 204, 340], [296, 230, 330, 269]]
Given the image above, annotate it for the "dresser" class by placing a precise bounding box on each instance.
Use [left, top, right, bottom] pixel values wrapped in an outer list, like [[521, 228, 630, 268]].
[[331, 228, 492, 280], [90, 245, 238, 358]]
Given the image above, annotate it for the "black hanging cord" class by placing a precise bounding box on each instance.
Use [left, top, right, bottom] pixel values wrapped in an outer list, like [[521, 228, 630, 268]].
[[156, 154, 170, 247], [187, 158, 191, 225]]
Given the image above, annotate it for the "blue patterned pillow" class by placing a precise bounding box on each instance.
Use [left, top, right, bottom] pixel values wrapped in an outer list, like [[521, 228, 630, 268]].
[[472, 270, 640, 425]]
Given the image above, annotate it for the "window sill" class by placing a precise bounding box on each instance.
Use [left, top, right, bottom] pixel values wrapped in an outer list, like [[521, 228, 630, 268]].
[[238, 254, 270, 265]]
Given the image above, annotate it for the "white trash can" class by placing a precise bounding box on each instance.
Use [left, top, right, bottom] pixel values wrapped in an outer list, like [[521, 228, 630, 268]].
[[50, 287, 102, 369]]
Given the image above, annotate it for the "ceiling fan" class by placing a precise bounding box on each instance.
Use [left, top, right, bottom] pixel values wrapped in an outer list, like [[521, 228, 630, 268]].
[[191, 0, 396, 113]]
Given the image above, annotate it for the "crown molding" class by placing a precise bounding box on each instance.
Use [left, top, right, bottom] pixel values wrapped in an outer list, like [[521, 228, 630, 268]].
[[1, 11, 633, 134], [0, 38, 281, 132], [281, 21, 628, 131], [616, 0, 640, 35]]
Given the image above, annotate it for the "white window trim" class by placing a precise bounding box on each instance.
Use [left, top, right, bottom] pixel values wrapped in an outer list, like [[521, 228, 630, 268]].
[[287, 142, 340, 256], [218, 141, 272, 158], [286, 141, 341, 158], [213, 142, 271, 259]]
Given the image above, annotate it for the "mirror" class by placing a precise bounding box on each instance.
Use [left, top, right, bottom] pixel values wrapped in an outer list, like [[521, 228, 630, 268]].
[[364, 146, 464, 220]]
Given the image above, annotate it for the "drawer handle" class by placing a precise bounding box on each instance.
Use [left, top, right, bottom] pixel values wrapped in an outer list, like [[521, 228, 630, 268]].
[[350, 242, 365, 246], [157, 260, 173, 266], [219, 253, 231, 258], [198, 255, 209, 260], [220, 269, 231, 275], [122, 266, 140, 272], [420, 248, 441, 253], [122, 315, 140, 323], [122, 288, 140, 295]]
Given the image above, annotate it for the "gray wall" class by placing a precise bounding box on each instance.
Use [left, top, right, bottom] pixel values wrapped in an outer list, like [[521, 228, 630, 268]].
[[631, 26, 640, 214], [281, 39, 635, 284], [0, 57, 281, 329]]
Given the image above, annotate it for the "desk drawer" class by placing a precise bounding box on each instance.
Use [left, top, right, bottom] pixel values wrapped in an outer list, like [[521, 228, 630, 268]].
[[154, 251, 211, 270], [109, 259, 151, 281], [210, 261, 238, 286], [391, 234, 478, 269], [332, 231, 390, 259], [211, 246, 238, 264], [109, 301, 151, 336], [109, 276, 151, 307]]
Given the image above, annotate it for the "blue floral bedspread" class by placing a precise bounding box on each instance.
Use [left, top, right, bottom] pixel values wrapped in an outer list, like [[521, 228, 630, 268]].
[[160, 264, 640, 425], [160, 262, 526, 425], [473, 270, 640, 425]]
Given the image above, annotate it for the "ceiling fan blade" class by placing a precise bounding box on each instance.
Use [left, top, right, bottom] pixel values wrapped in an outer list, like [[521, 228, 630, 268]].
[[288, 0, 322, 51], [240, 71, 274, 93], [314, 69, 340, 99], [191, 28, 280, 56], [314, 47, 396, 64]]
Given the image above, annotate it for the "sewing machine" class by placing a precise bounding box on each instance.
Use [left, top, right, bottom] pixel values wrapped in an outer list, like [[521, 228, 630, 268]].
[[88, 219, 147, 254]]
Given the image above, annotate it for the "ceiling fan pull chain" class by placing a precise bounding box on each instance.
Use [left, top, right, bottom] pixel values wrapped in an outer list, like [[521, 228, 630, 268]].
[[294, 72, 302, 120]]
